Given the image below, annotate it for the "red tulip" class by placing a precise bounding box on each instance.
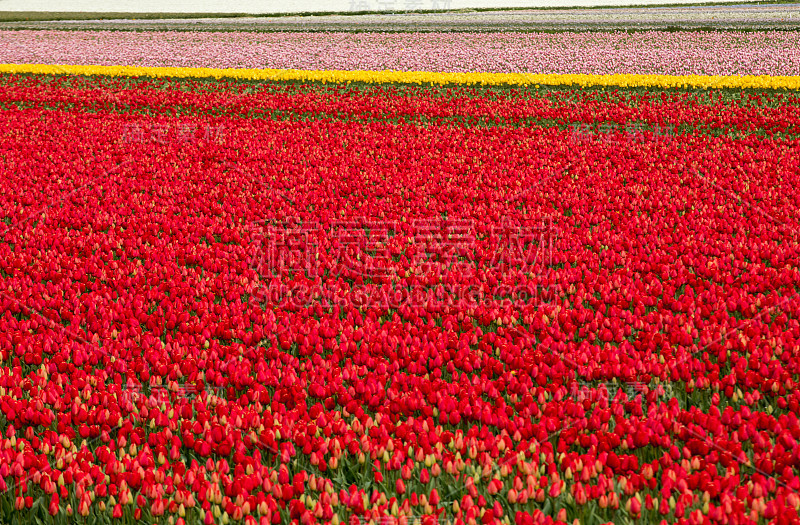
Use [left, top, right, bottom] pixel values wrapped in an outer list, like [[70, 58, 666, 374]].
[[629, 496, 641, 517], [1, 73, 799, 525]]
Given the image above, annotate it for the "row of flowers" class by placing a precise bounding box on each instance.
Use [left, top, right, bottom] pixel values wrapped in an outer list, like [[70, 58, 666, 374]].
[[3, 74, 799, 139], [2, 30, 800, 76], [2, 63, 800, 90], [6, 3, 796, 31], [1, 75, 799, 525]]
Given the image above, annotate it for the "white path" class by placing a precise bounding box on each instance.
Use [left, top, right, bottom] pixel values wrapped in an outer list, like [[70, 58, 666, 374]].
[[0, 0, 777, 14]]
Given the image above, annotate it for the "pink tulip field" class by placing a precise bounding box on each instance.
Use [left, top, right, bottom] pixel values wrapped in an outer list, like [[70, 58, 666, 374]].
[[1, 30, 799, 76]]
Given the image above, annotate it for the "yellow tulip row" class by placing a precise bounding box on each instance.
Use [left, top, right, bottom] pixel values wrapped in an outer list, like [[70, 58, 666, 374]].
[[1, 63, 799, 90]]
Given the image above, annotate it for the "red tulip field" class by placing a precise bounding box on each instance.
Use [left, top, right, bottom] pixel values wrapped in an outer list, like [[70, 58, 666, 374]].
[[1, 73, 800, 525]]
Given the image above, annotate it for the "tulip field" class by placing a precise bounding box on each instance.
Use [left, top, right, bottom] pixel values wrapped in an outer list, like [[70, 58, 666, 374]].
[[2, 32, 800, 525], [3, 30, 800, 76]]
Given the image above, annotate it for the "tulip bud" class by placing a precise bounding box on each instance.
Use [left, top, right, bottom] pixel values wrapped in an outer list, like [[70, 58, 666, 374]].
[[629, 496, 641, 516], [508, 489, 517, 504], [642, 464, 653, 480]]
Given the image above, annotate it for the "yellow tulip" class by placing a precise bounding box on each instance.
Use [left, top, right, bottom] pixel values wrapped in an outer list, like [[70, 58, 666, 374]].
[[0, 63, 797, 90]]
